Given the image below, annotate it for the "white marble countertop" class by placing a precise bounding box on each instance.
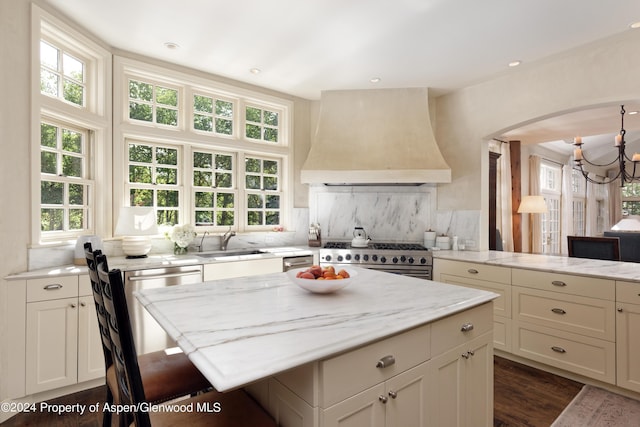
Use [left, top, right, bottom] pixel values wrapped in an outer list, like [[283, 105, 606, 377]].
[[4, 246, 316, 280], [433, 250, 640, 282], [135, 267, 497, 392]]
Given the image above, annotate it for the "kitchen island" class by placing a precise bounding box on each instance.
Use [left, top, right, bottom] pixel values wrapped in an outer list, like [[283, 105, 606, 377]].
[[136, 267, 497, 427]]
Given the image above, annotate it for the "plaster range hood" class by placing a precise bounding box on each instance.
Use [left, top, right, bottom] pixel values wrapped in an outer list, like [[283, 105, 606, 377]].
[[301, 88, 451, 185]]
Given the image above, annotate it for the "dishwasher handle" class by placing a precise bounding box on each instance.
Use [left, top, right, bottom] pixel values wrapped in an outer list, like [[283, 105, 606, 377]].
[[127, 269, 203, 282], [283, 256, 314, 270]]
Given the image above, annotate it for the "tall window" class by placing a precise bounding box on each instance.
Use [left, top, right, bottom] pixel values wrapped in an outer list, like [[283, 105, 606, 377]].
[[40, 121, 92, 233], [193, 150, 236, 226], [571, 169, 586, 236], [126, 141, 181, 226], [245, 156, 281, 226], [35, 8, 109, 245], [540, 162, 561, 254]]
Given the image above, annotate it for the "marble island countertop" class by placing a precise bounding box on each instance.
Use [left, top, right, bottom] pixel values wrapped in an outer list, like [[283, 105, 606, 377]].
[[135, 267, 497, 392], [433, 250, 640, 282], [4, 246, 316, 280]]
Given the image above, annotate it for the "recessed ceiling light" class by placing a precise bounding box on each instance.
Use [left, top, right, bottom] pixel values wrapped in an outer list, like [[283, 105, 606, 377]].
[[249, 68, 261, 74], [370, 77, 381, 83], [629, 111, 639, 115], [163, 42, 180, 50], [508, 60, 522, 68], [629, 21, 640, 29]]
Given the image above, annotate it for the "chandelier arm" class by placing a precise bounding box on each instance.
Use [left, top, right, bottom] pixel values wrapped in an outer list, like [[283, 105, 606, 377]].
[[580, 154, 619, 168], [574, 162, 621, 185]]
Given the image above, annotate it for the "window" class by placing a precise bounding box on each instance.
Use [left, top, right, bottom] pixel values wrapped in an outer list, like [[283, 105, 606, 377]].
[[35, 7, 110, 245], [540, 162, 561, 254], [245, 156, 281, 226], [40, 40, 85, 107], [115, 58, 291, 233], [193, 94, 234, 136], [193, 150, 236, 226], [245, 105, 280, 143], [622, 182, 640, 215], [40, 121, 92, 233], [571, 169, 586, 236], [128, 78, 179, 126], [126, 141, 181, 226]]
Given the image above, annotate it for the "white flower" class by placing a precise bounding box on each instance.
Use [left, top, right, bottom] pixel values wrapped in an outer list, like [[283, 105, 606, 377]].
[[169, 224, 197, 248]]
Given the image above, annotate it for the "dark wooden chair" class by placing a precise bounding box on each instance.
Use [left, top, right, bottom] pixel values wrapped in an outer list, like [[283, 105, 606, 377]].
[[84, 244, 212, 427], [96, 255, 276, 427], [567, 235, 621, 261]]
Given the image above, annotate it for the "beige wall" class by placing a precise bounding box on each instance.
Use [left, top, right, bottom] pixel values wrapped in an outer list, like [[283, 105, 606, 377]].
[[434, 29, 640, 246]]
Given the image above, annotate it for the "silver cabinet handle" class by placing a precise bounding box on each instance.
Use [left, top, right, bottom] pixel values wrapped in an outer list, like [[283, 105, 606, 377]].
[[551, 346, 566, 353], [44, 284, 63, 290], [376, 355, 395, 368], [617, 307, 624, 313], [467, 269, 479, 274], [388, 391, 397, 399], [80, 301, 86, 307], [462, 352, 470, 359], [379, 395, 388, 404], [461, 323, 474, 332], [70, 303, 77, 308], [551, 280, 566, 287], [551, 308, 566, 315]]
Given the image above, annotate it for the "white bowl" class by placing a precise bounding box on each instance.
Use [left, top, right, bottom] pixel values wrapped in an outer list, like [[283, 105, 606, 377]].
[[286, 267, 356, 294]]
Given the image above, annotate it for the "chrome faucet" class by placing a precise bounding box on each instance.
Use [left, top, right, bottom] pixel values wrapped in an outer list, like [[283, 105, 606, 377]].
[[197, 231, 210, 252], [220, 227, 236, 251]]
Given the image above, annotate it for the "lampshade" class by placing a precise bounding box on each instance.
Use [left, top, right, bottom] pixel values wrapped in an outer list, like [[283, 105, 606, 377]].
[[115, 207, 158, 236], [115, 207, 158, 258], [611, 218, 640, 231], [517, 195, 548, 214]]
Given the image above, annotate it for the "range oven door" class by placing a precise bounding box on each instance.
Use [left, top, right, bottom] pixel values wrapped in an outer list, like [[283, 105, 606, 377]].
[[321, 262, 432, 280]]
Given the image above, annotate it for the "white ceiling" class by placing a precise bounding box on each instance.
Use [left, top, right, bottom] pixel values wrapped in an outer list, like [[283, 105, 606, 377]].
[[44, 0, 640, 157]]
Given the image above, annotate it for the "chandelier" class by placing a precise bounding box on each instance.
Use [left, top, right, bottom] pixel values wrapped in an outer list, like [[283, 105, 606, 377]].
[[573, 105, 640, 186]]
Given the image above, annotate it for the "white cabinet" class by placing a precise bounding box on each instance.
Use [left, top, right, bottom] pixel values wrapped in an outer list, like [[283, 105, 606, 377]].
[[268, 302, 493, 427], [511, 269, 616, 384], [616, 281, 640, 393], [433, 258, 512, 352], [322, 362, 429, 427], [25, 275, 104, 394], [203, 257, 282, 280], [426, 334, 493, 427]]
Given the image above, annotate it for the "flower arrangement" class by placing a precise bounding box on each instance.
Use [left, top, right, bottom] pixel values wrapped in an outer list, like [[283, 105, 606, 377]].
[[167, 224, 197, 254]]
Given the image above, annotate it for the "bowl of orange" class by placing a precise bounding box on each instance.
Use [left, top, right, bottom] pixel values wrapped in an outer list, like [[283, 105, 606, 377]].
[[286, 265, 356, 293]]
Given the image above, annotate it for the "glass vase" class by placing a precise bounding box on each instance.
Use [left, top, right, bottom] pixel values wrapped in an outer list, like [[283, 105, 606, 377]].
[[174, 243, 188, 255]]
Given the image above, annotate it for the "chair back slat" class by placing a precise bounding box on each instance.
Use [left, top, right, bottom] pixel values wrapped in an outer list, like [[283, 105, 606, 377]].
[[97, 257, 151, 427], [84, 243, 114, 368]]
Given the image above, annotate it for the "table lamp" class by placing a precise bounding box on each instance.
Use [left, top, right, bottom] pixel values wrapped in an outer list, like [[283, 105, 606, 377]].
[[517, 195, 548, 253], [115, 206, 158, 258]]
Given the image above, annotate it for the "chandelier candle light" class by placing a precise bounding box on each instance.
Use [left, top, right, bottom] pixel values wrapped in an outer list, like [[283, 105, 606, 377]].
[[573, 105, 640, 186]]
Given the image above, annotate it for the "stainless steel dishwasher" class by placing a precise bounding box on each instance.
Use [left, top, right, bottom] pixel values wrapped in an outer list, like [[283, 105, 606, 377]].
[[282, 254, 314, 271], [124, 265, 203, 354]]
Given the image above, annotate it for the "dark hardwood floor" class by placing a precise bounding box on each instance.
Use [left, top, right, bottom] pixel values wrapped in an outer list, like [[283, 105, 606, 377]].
[[2, 356, 582, 427]]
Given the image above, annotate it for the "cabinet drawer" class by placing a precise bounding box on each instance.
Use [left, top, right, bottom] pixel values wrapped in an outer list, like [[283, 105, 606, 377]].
[[27, 276, 78, 302], [431, 302, 493, 356], [617, 281, 640, 304], [440, 273, 511, 318], [320, 323, 430, 408], [512, 269, 614, 300], [435, 259, 510, 284], [513, 287, 615, 341], [513, 322, 615, 384]]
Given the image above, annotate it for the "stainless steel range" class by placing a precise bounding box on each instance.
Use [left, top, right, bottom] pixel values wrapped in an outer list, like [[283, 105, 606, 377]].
[[320, 242, 432, 280]]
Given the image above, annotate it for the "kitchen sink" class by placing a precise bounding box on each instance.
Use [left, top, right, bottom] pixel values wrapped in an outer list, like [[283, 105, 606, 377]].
[[196, 249, 265, 259]]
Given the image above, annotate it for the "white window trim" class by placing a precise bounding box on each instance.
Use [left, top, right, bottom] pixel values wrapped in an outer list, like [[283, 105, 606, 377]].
[[113, 56, 293, 234], [31, 6, 111, 246]]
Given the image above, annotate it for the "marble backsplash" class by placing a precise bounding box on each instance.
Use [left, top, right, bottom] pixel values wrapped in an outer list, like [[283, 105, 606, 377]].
[[308, 184, 480, 247]]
